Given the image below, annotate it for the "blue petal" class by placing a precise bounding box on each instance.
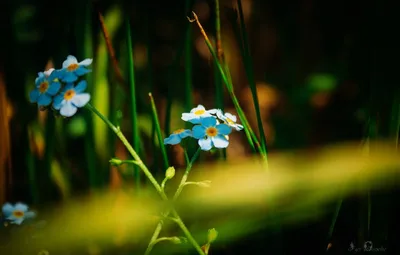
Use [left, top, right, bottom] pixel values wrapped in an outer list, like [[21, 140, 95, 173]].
[[178, 129, 192, 138], [164, 134, 182, 145], [60, 102, 78, 117], [192, 125, 206, 139], [200, 116, 217, 128], [2, 203, 14, 217], [216, 124, 232, 136], [198, 138, 212, 151], [29, 89, 40, 103], [14, 203, 28, 212], [63, 83, 75, 92], [74, 80, 87, 93], [55, 69, 66, 80], [37, 72, 45, 79], [74, 66, 91, 76], [35, 76, 44, 87], [212, 135, 229, 148], [37, 94, 52, 106], [46, 82, 61, 96], [62, 72, 78, 83], [71, 93, 90, 108], [188, 118, 202, 124], [53, 94, 64, 110], [49, 69, 63, 80]]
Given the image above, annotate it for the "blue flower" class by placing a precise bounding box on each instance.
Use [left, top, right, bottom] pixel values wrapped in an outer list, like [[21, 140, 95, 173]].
[[181, 105, 218, 124], [216, 109, 244, 131], [53, 80, 91, 117], [59, 55, 93, 83], [192, 117, 232, 151], [2, 202, 36, 225], [164, 129, 192, 145], [29, 68, 61, 107]]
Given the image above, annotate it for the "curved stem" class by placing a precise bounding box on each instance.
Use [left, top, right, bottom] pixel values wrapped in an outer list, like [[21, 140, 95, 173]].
[[173, 148, 201, 200], [145, 148, 202, 255], [86, 104, 205, 255]]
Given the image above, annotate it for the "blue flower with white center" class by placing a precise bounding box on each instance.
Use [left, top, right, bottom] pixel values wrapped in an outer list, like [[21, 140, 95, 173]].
[[29, 68, 61, 107], [216, 109, 244, 131], [53, 80, 91, 117], [59, 55, 93, 83], [2, 202, 36, 225], [192, 117, 232, 151], [164, 129, 192, 145], [181, 105, 218, 124]]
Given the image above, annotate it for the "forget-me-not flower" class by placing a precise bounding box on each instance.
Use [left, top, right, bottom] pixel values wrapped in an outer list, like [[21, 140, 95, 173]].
[[59, 55, 93, 83], [53, 80, 91, 117], [29, 68, 61, 107], [182, 105, 218, 124], [192, 116, 232, 151], [2, 202, 36, 225], [216, 109, 244, 131], [164, 129, 192, 145]]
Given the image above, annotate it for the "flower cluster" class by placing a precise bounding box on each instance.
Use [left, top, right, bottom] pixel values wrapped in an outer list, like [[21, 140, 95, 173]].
[[164, 105, 244, 151], [1, 202, 36, 225], [29, 55, 92, 117]]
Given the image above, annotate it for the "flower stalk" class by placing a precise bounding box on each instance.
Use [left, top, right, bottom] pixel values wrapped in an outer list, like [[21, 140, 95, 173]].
[[85, 103, 205, 255]]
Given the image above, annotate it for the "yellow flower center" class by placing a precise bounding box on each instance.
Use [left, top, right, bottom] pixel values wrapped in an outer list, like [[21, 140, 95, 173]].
[[67, 63, 79, 71], [194, 109, 205, 115], [13, 210, 24, 218], [206, 127, 218, 137], [39, 82, 49, 93], [64, 89, 76, 101], [226, 118, 234, 124], [173, 129, 185, 134]]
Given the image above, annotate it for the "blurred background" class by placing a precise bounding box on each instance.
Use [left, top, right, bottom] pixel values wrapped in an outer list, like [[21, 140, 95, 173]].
[[0, 0, 399, 254]]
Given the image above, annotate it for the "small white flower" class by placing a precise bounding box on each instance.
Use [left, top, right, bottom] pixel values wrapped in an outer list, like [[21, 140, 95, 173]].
[[216, 109, 244, 131], [181, 104, 218, 124]]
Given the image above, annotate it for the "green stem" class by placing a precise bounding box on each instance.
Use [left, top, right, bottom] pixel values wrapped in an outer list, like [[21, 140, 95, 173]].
[[86, 104, 204, 255], [87, 103, 162, 194], [126, 17, 141, 191], [149, 93, 169, 170], [236, 0, 268, 156], [145, 148, 202, 255], [327, 198, 342, 241], [214, 0, 226, 161], [189, 12, 263, 156], [173, 148, 201, 200]]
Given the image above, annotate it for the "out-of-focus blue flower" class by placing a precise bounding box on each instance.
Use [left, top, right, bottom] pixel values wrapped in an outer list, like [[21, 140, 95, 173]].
[[192, 117, 232, 151], [164, 129, 192, 145], [216, 109, 244, 131], [181, 105, 218, 124], [29, 68, 61, 107], [2, 202, 36, 225], [59, 55, 93, 83], [53, 80, 91, 117]]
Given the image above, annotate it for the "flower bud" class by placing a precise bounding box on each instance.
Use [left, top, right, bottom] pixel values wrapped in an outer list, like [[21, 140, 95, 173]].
[[165, 166, 175, 179], [109, 158, 123, 166], [207, 228, 218, 243]]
